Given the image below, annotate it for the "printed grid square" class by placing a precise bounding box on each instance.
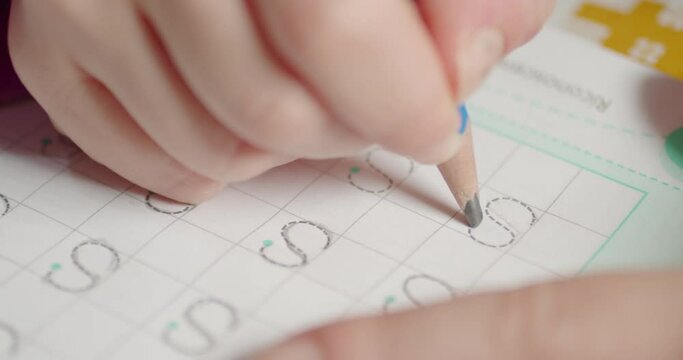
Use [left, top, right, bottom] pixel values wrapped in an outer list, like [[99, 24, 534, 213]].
[[136, 221, 232, 284], [241, 211, 337, 268], [241, 212, 303, 251], [0, 272, 76, 334], [125, 187, 195, 219], [24, 169, 122, 228], [195, 246, 291, 314], [146, 289, 283, 360], [361, 266, 456, 314], [144, 288, 205, 333], [285, 175, 379, 234], [210, 317, 284, 360], [549, 170, 644, 236], [386, 164, 458, 224], [511, 214, 606, 276], [29, 232, 121, 282], [0, 194, 17, 218], [345, 200, 441, 261], [144, 288, 240, 359], [79, 195, 175, 255], [109, 332, 191, 360], [69, 157, 131, 193], [301, 238, 397, 299], [0, 147, 65, 201], [255, 275, 351, 333], [446, 187, 541, 245], [0, 257, 19, 284], [406, 226, 504, 290], [8, 345, 53, 360], [470, 255, 560, 294], [35, 301, 132, 360], [233, 162, 320, 208], [360, 266, 417, 313], [471, 128, 518, 183], [487, 146, 580, 210], [0, 205, 72, 265], [86, 260, 184, 324], [183, 187, 279, 242], [327, 149, 415, 197]]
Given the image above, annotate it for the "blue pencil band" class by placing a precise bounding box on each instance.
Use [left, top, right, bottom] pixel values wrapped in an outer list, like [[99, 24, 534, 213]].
[[458, 104, 469, 134]]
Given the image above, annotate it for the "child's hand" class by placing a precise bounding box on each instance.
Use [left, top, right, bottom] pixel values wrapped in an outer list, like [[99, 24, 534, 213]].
[[8, 0, 553, 202], [255, 272, 683, 359]]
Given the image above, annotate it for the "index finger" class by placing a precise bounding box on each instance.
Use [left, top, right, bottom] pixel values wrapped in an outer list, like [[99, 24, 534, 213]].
[[253, 0, 466, 164]]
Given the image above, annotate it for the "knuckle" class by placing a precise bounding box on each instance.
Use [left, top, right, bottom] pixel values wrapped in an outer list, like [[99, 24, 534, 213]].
[[234, 91, 313, 146]]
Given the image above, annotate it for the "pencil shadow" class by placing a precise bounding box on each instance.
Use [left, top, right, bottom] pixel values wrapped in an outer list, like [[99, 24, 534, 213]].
[[639, 75, 683, 136]]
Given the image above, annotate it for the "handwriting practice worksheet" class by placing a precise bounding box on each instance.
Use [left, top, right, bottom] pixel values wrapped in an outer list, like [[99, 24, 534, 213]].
[[0, 28, 682, 359]]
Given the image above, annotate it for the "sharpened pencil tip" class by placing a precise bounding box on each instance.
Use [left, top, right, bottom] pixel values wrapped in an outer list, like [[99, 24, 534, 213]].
[[464, 194, 483, 228]]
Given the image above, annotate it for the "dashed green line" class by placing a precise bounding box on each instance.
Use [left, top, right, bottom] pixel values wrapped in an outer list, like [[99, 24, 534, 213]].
[[472, 106, 681, 192], [484, 85, 657, 138]]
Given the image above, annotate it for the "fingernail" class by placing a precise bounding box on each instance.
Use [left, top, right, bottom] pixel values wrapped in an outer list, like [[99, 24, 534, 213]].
[[458, 28, 505, 98], [251, 339, 322, 360]]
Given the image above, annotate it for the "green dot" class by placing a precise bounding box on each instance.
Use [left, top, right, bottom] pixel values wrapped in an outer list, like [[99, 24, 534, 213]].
[[350, 166, 361, 174], [665, 127, 683, 169], [41, 138, 53, 146], [384, 295, 396, 304], [167, 321, 179, 330], [50, 262, 62, 271], [263, 239, 274, 247]]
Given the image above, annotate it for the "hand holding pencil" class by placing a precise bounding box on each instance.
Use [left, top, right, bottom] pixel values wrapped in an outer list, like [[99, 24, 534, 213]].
[[9, 0, 552, 204], [6, 0, 568, 359]]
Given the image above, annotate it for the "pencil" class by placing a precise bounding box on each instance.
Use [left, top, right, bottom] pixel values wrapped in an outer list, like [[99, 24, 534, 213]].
[[438, 104, 483, 228]]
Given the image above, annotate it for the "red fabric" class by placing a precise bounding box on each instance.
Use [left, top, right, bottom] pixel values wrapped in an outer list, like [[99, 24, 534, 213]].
[[0, 1, 28, 104]]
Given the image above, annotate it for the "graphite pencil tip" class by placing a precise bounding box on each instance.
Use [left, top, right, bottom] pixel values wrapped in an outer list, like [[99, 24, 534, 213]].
[[464, 194, 483, 228]]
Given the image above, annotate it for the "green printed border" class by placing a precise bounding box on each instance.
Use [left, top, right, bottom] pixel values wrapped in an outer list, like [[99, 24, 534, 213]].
[[472, 110, 649, 274], [473, 88, 681, 192]]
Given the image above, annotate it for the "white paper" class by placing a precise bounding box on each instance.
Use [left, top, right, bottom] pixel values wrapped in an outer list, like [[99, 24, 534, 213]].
[[0, 28, 682, 359]]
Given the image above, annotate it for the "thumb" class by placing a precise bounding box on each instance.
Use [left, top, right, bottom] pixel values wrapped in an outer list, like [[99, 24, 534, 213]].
[[253, 272, 683, 360], [417, 0, 555, 99]]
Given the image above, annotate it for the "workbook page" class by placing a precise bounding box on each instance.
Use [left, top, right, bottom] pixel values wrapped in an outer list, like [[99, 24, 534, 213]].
[[0, 28, 681, 359]]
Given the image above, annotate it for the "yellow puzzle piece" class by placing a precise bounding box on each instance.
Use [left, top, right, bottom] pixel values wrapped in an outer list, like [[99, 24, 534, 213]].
[[577, 0, 683, 80]]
